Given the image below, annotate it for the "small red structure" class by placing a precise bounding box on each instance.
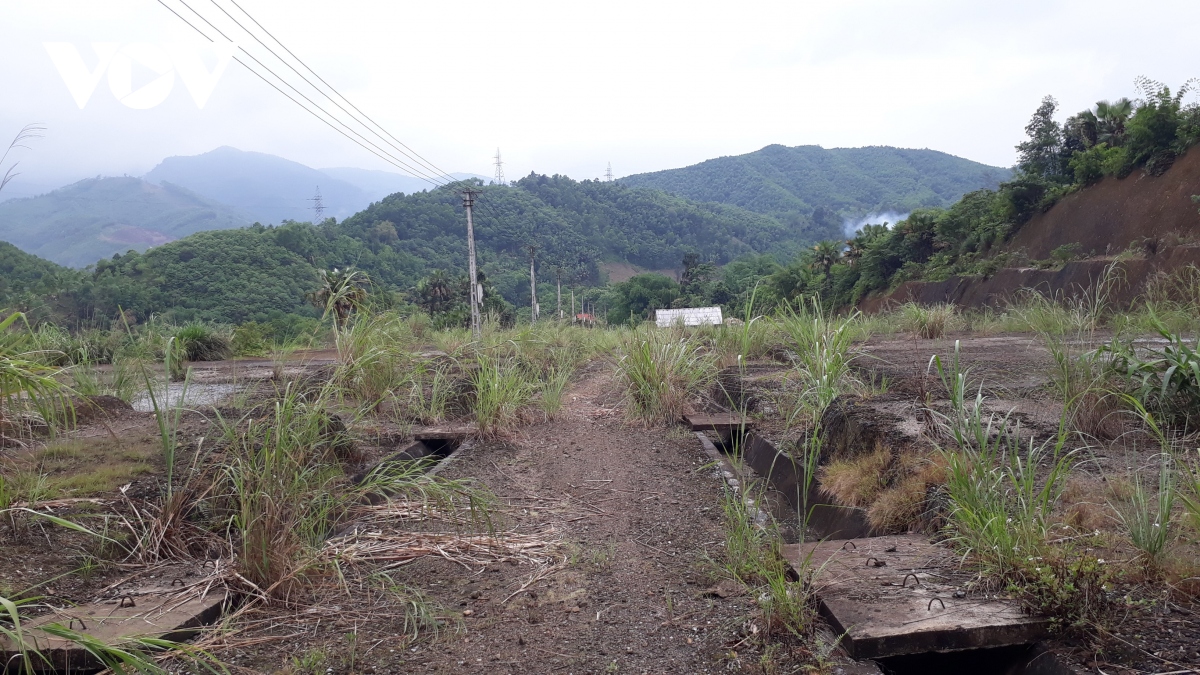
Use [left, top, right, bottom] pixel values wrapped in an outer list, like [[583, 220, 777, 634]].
[[574, 312, 596, 326]]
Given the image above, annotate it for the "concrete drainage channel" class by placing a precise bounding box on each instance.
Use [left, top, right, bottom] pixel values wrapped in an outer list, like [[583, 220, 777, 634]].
[[686, 414, 1077, 675], [1, 428, 472, 674]]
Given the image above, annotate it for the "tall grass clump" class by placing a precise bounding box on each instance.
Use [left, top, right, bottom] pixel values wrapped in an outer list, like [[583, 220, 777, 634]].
[[470, 353, 534, 437], [898, 302, 958, 339], [777, 297, 859, 424], [1, 312, 73, 440], [719, 487, 815, 639], [214, 381, 476, 600], [334, 312, 416, 408], [173, 322, 232, 362], [931, 346, 1075, 577], [1108, 398, 1180, 569], [615, 328, 716, 426]]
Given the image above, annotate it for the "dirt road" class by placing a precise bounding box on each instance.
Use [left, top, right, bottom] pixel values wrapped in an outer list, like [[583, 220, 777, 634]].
[[397, 365, 763, 674]]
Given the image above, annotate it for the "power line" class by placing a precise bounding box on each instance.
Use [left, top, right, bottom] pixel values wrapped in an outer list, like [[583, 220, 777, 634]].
[[223, 0, 468, 189], [171, 0, 449, 188], [208, 0, 462, 188], [156, 0, 449, 187]]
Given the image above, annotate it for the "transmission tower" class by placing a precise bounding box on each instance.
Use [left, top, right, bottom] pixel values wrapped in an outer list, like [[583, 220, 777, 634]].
[[308, 186, 325, 222], [493, 148, 505, 186], [604, 162, 613, 182]]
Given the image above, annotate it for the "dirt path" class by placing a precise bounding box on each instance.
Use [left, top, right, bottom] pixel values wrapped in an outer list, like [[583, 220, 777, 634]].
[[400, 365, 760, 674]]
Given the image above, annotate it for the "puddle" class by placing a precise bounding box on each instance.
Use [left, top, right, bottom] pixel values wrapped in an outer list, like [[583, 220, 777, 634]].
[[130, 383, 245, 412]]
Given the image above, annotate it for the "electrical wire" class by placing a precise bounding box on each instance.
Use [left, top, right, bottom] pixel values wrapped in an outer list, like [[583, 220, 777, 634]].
[[170, 0, 449, 188], [219, 0, 467, 190]]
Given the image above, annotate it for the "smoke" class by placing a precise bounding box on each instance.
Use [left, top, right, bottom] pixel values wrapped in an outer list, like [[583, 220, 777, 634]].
[[841, 211, 908, 238]]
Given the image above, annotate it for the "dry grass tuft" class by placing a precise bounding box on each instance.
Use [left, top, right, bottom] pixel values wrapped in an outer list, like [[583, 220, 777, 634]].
[[819, 445, 891, 507], [1061, 477, 1109, 532], [865, 452, 948, 532]]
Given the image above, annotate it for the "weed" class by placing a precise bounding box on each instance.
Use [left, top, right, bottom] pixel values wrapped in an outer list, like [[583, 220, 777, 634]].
[[538, 366, 572, 420], [471, 353, 534, 437], [1113, 453, 1176, 569], [1095, 317, 1200, 424], [174, 322, 232, 362], [776, 297, 859, 426], [818, 445, 890, 507], [615, 329, 716, 426], [899, 302, 958, 339]]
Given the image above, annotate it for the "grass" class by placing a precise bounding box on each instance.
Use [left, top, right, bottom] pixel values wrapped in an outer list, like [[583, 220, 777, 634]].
[[818, 444, 890, 507], [615, 328, 716, 426], [470, 353, 534, 437], [898, 302, 959, 339], [719, 485, 815, 640]]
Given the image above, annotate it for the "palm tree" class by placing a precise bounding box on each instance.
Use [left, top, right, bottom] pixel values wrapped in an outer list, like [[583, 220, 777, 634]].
[[810, 240, 842, 281], [415, 269, 454, 315], [1095, 98, 1133, 147], [309, 268, 368, 329]]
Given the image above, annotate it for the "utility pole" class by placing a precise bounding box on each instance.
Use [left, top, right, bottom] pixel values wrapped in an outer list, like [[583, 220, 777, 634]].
[[493, 148, 505, 186], [461, 189, 482, 338], [308, 186, 325, 222], [571, 289, 575, 322], [604, 162, 613, 182], [556, 268, 562, 320], [527, 244, 539, 324]]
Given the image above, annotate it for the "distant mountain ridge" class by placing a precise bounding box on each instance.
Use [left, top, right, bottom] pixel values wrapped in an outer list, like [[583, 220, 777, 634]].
[[0, 177, 252, 267], [621, 144, 1011, 222], [143, 147, 488, 225], [143, 146, 369, 225]]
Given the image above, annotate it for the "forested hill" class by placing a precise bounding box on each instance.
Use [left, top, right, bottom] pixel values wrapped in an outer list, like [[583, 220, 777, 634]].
[[620, 145, 1011, 227], [310, 173, 799, 303], [0, 177, 251, 267], [0, 240, 80, 308], [2, 174, 800, 325]]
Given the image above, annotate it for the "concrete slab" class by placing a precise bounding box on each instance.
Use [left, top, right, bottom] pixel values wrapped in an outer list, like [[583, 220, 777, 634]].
[[0, 590, 228, 672], [683, 413, 753, 432], [783, 535, 1048, 659], [413, 424, 476, 440]]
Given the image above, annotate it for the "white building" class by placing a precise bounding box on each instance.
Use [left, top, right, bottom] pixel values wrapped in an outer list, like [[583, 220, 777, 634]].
[[654, 306, 724, 327]]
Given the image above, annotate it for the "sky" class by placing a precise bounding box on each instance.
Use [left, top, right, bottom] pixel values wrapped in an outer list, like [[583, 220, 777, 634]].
[[2, 0, 1199, 195]]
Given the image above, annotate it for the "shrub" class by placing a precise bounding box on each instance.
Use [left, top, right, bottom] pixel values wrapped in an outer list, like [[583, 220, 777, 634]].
[[1094, 319, 1200, 423]]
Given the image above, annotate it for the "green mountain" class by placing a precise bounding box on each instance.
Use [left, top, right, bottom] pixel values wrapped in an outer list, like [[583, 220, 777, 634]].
[[0, 177, 252, 267], [620, 145, 1011, 233], [23, 174, 800, 325], [0, 240, 80, 309]]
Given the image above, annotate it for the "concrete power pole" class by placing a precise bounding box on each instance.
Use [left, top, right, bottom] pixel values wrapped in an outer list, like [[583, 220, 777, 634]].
[[527, 245, 539, 324], [461, 189, 482, 338], [556, 268, 562, 320]]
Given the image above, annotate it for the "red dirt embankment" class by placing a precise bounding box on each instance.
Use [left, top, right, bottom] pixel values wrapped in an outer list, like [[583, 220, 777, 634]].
[[862, 147, 1200, 311], [1010, 147, 1200, 259]]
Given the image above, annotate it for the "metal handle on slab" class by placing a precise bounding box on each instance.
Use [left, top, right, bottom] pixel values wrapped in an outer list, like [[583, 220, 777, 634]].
[[902, 573, 921, 588], [928, 597, 945, 611], [118, 595, 136, 608]]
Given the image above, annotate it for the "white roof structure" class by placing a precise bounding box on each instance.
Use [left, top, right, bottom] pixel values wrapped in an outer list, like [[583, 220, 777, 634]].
[[655, 306, 723, 327]]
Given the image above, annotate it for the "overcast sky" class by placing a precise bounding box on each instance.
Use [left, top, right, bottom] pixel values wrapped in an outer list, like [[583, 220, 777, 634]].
[[2, 0, 1199, 194]]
